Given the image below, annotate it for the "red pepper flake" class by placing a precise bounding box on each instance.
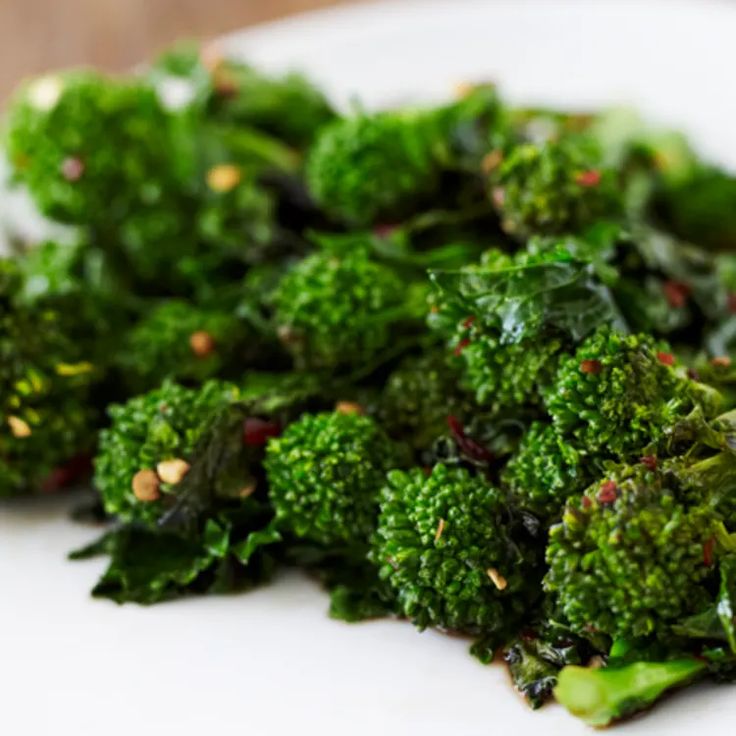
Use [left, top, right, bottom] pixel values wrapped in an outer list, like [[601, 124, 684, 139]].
[[446, 415, 494, 464], [41, 454, 93, 493], [711, 356, 732, 368], [597, 480, 618, 504], [61, 156, 85, 182], [703, 537, 716, 567], [575, 169, 601, 187], [581, 496, 592, 509], [640, 455, 658, 471], [447, 415, 464, 436], [454, 337, 471, 356], [580, 359, 602, 375], [243, 417, 280, 446], [462, 315, 476, 329], [663, 280, 691, 309], [373, 223, 398, 239], [657, 351, 675, 366], [728, 292, 736, 314]]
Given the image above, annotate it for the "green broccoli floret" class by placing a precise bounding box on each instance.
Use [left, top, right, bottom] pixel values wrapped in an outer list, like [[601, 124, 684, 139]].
[[377, 351, 466, 450], [430, 247, 619, 412], [272, 250, 408, 370], [545, 463, 719, 640], [555, 658, 706, 727], [305, 110, 442, 225], [265, 411, 400, 546], [454, 327, 565, 409], [196, 172, 276, 254], [545, 327, 719, 459], [491, 138, 620, 239], [502, 422, 591, 518], [208, 59, 336, 148], [1, 275, 97, 496], [150, 43, 335, 147], [5, 71, 170, 225], [118, 300, 248, 393], [12, 239, 133, 367], [373, 463, 536, 633], [94, 380, 242, 525]]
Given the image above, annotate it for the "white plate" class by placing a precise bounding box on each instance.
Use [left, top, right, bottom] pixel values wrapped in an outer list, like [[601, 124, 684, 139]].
[[3, 2, 736, 734]]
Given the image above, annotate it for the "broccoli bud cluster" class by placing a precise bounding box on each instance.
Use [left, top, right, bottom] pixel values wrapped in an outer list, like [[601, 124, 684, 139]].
[[502, 421, 591, 518], [490, 138, 621, 239], [456, 328, 565, 409], [545, 463, 718, 639], [0, 307, 96, 496], [373, 463, 536, 633], [95, 380, 241, 525], [545, 327, 714, 458], [273, 250, 407, 370], [6, 71, 171, 225], [118, 300, 248, 393], [377, 351, 465, 451], [265, 411, 401, 545], [306, 111, 441, 226]]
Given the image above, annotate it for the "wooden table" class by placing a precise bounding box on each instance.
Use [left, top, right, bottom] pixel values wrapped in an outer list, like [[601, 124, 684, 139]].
[[0, 0, 351, 102]]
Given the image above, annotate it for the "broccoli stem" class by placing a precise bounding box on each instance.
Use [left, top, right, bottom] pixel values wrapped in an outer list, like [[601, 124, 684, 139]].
[[554, 659, 707, 727]]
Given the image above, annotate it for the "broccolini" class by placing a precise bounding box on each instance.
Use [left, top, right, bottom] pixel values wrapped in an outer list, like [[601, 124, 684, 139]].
[[3, 45, 736, 728]]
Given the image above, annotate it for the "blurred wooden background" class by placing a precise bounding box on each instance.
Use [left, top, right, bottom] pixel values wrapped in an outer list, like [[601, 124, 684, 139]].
[[0, 0, 351, 102]]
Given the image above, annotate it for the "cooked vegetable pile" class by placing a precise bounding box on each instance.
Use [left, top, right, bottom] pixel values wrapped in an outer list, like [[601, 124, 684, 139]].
[[4, 42, 736, 727]]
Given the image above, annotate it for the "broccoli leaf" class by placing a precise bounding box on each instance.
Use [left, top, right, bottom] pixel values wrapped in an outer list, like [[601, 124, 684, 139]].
[[72, 512, 281, 605], [231, 522, 282, 564], [78, 526, 217, 604], [673, 554, 736, 652], [504, 639, 560, 709], [430, 259, 625, 343]]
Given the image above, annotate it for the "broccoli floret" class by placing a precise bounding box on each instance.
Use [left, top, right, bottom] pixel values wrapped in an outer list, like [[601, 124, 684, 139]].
[[491, 138, 620, 239], [305, 110, 441, 225], [264, 411, 401, 546], [430, 247, 616, 411], [377, 351, 466, 450], [151, 43, 335, 147], [455, 327, 565, 409], [273, 250, 408, 370], [208, 59, 336, 148], [373, 463, 536, 633], [555, 658, 706, 727], [12, 239, 133, 367], [5, 71, 170, 225], [0, 279, 97, 496], [545, 463, 719, 640], [502, 422, 591, 518], [119, 300, 248, 393], [196, 172, 276, 254], [94, 380, 242, 525], [545, 327, 718, 459]]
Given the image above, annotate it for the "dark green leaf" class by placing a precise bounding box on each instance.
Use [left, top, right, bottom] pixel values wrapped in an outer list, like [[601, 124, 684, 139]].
[[430, 259, 625, 343]]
